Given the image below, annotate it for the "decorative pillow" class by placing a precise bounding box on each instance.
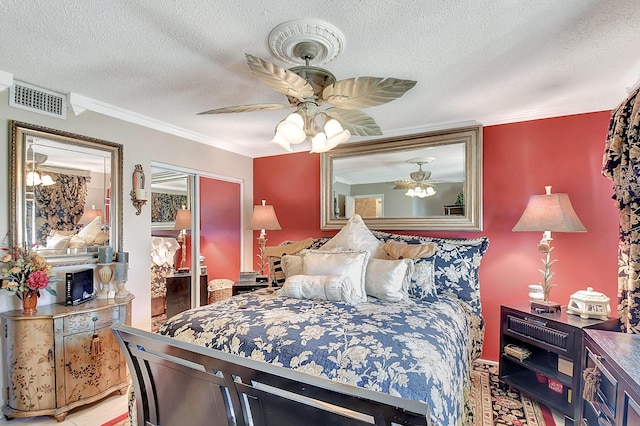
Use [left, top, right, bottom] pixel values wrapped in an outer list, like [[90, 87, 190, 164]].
[[365, 258, 413, 302], [279, 274, 359, 304], [281, 254, 303, 279], [265, 238, 314, 285], [371, 230, 490, 315], [46, 233, 73, 250], [407, 258, 437, 300], [68, 234, 86, 249], [382, 240, 437, 260], [320, 214, 385, 259], [301, 250, 370, 303], [77, 216, 103, 245]]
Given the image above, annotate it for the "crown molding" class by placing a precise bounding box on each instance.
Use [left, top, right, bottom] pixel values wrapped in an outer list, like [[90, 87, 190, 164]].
[[68, 92, 254, 158], [0, 70, 13, 92]]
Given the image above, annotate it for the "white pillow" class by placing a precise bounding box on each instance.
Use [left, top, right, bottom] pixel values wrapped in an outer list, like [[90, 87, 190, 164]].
[[46, 233, 73, 250], [68, 234, 86, 249], [365, 258, 413, 302], [301, 250, 370, 303], [77, 216, 103, 245], [281, 254, 303, 278], [279, 275, 359, 304], [320, 214, 385, 259]]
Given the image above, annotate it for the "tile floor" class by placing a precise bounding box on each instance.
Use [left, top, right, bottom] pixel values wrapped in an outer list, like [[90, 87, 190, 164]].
[[0, 392, 127, 426]]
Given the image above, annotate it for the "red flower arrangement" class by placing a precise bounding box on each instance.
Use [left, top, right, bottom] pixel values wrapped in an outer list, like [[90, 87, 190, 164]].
[[1, 246, 58, 298]]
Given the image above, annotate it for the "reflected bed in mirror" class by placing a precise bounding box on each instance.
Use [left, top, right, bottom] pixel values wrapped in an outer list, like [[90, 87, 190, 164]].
[[321, 126, 482, 231], [9, 121, 123, 266]]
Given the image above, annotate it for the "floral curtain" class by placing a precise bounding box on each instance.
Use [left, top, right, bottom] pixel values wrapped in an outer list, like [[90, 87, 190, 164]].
[[151, 192, 188, 223], [33, 172, 88, 245], [602, 86, 640, 333]]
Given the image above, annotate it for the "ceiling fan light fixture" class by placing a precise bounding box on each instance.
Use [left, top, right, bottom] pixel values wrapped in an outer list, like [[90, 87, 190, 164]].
[[270, 133, 293, 152], [26, 171, 41, 186], [40, 174, 56, 186], [309, 119, 350, 153], [405, 185, 436, 198], [275, 112, 306, 144]]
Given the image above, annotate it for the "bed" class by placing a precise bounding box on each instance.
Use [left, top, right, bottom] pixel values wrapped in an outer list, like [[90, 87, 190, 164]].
[[154, 216, 488, 425]]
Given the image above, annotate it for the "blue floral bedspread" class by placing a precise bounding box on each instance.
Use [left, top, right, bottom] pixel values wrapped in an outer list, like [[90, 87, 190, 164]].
[[159, 290, 475, 425]]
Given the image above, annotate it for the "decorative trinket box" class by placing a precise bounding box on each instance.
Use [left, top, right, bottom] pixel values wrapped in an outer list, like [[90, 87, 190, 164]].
[[504, 344, 531, 361], [567, 287, 610, 320]]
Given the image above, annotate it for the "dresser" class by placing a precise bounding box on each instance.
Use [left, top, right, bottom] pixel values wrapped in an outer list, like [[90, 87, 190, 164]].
[[1, 295, 133, 421], [165, 273, 208, 318], [582, 329, 640, 425]]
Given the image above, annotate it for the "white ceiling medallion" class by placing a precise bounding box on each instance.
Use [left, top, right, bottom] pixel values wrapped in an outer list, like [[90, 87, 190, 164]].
[[268, 19, 345, 66]]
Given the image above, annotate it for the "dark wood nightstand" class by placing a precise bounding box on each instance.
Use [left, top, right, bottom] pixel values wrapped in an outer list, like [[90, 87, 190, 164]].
[[499, 303, 618, 425], [232, 282, 270, 296]]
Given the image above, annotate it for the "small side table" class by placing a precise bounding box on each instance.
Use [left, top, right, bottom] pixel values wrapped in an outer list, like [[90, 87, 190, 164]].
[[232, 282, 270, 296], [499, 303, 618, 425]]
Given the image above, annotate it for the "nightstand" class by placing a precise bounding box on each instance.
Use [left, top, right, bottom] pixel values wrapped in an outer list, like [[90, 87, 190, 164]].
[[232, 282, 270, 296], [499, 303, 618, 425]]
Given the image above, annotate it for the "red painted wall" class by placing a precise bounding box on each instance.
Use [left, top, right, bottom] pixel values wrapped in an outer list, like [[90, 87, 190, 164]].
[[200, 177, 241, 281], [253, 111, 619, 361]]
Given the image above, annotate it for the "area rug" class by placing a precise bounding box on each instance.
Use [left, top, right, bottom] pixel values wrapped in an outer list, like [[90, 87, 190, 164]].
[[100, 412, 128, 426], [471, 361, 555, 425]]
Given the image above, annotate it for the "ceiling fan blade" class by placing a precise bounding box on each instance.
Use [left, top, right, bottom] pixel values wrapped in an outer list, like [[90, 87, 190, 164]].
[[245, 54, 314, 102], [197, 103, 292, 115], [322, 77, 417, 109], [324, 108, 381, 136]]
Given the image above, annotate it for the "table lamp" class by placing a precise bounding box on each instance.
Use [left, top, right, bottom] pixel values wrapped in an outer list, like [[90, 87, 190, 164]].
[[512, 186, 586, 313], [249, 200, 281, 278], [174, 206, 192, 272]]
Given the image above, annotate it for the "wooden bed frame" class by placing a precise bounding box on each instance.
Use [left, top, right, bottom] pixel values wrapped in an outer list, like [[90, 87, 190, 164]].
[[112, 323, 431, 426]]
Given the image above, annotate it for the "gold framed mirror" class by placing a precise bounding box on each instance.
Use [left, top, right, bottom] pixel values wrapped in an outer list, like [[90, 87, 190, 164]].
[[320, 126, 482, 231], [9, 121, 123, 266]]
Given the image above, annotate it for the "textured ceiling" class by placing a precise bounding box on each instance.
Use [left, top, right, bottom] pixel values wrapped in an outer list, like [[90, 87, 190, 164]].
[[1, 1, 639, 159]]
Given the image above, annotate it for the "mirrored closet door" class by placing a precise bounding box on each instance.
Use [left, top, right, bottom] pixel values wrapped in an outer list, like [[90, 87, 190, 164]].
[[149, 164, 241, 328]]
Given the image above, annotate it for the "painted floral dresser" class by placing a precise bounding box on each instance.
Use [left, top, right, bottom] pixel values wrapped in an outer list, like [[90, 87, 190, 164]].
[[1, 295, 133, 421]]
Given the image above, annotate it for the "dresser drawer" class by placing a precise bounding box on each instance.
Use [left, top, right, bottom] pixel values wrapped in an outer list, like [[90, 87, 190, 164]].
[[63, 306, 120, 335]]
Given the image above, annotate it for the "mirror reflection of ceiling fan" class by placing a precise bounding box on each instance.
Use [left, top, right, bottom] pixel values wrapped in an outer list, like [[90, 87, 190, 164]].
[[392, 158, 438, 198], [198, 19, 416, 153]]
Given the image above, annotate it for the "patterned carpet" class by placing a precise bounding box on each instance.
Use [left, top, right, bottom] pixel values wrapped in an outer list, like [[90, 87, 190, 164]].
[[472, 361, 553, 425]]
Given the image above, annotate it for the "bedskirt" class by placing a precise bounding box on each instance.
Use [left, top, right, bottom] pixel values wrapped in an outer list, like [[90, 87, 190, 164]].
[[159, 289, 478, 425]]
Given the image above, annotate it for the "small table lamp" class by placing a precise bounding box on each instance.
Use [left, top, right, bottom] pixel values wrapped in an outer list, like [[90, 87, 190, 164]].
[[512, 186, 586, 313], [249, 200, 281, 278], [79, 205, 104, 225], [174, 206, 192, 272]]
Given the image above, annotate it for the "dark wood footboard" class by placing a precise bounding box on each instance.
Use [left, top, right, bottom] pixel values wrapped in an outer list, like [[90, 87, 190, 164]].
[[111, 323, 430, 426]]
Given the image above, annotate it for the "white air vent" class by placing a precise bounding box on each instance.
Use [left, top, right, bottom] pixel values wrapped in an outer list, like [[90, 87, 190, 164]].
[[9, 81, 67, 119]]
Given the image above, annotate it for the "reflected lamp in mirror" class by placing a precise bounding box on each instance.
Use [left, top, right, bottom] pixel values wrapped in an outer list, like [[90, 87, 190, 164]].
[[79, 205, 104, 225], [249, 200, 281, 277], [174, 206, 192, 272], [130, 164, 147, 215], [512, 185, 586, 313]]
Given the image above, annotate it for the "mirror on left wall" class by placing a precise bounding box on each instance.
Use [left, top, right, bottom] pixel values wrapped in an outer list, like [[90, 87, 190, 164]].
[[9, 121, 123, 266]]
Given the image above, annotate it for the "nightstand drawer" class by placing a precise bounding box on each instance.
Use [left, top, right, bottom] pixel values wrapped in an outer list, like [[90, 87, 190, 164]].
[[506, 314, 571, 351]]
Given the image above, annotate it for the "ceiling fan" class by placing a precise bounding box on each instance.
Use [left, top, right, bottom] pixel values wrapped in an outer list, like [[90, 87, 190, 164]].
[[392, 158, 437, 198], [198, 19, 417, 153]]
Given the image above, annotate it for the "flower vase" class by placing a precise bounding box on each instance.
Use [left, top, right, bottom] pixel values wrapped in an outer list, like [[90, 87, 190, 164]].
[[22, 290, 38, 315]]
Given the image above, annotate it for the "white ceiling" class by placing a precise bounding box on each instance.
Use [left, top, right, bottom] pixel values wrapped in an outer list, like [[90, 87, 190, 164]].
[[1, 1, 639, 159]]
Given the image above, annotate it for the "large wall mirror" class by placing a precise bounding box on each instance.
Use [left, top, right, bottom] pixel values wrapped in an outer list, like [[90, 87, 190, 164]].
[[321, 126, 482, 231], [9, 121, 123, 265]]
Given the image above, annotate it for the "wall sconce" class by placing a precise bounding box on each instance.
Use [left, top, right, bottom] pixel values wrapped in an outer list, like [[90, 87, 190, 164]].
[[130, 164, 147, 215]]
